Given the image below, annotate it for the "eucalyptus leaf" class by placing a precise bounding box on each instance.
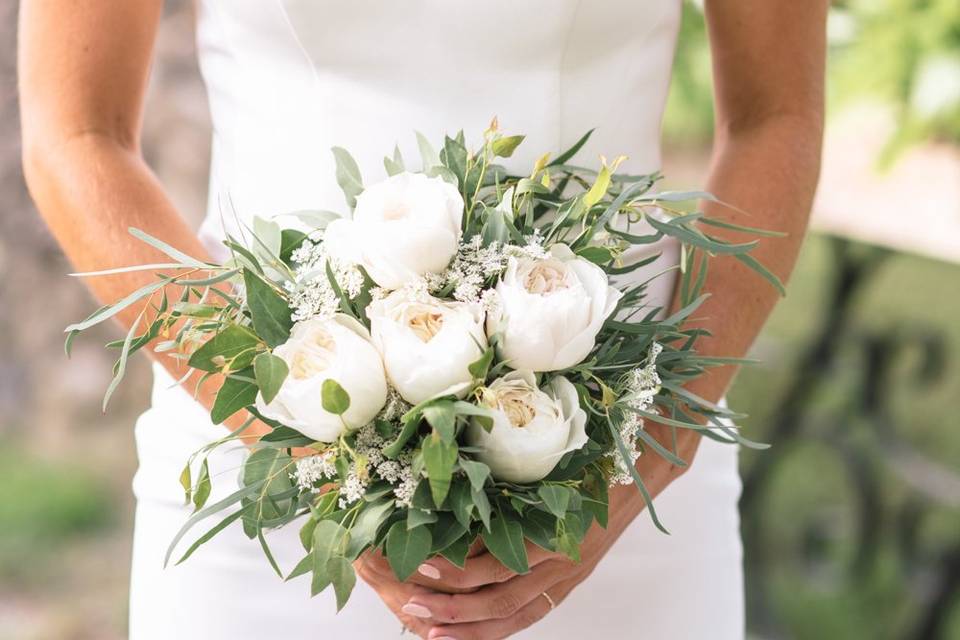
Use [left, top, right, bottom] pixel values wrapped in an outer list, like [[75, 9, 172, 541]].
[[242, 269, 292, 348], [321, 379, 351, 415], [332, 146, 364, 210], [211, 370, 259, 425], [385, 520, 432, 581], [188, 324, 261, 373], [327, 556, 356, 610], [423, 433, 458, 507], [481, 513, 529, 574], [253, 352, 288, 405]]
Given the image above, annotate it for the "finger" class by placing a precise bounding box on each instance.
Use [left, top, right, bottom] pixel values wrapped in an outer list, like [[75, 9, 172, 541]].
[[412, 543, 562, 592], [403, 559, 568, 625], [426, 579, 571, 640], [356, 560, 434, 638]]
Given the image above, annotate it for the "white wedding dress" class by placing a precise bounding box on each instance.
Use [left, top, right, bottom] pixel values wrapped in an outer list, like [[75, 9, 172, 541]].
[[128, 1, 744, 638]]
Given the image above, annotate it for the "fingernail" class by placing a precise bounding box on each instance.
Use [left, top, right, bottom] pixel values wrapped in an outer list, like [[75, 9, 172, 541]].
[[417, 563, 441, 579], [433, 636, 457, 640], [401, 602, 432, 618]]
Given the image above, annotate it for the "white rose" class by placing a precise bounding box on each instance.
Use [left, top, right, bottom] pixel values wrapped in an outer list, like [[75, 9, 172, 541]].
[[466, 371, 588, 483], [369, 290, 486, 405], [255, 315, 387, 442], [486, 244, 623, 372], [324, 171, 464, 290]]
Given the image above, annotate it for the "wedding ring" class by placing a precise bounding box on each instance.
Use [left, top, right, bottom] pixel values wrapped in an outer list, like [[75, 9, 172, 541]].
[[541, 591, 556, 610]]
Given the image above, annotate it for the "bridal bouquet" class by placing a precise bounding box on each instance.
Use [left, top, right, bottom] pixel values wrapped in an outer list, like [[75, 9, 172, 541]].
[[67, 122, 781, 609]]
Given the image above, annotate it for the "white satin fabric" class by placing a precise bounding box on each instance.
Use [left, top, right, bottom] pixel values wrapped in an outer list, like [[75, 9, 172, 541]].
[[129, 1, 744, 638]]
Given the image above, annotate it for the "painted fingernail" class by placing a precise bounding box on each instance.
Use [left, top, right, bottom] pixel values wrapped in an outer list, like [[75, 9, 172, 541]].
[[401, 602, 432, 618], [417, 563, 441, 579]]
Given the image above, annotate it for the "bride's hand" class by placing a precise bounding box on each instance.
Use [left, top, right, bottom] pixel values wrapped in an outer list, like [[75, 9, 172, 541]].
[[354, 549, 437, 638], [385, 484, 646, 639]]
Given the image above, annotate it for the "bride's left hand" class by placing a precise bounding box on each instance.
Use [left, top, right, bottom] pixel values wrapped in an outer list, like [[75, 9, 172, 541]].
[[359, 484, 644, 640]]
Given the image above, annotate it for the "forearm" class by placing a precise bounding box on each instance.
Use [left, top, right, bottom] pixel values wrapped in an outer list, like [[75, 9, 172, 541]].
[[23, 133, 266, 436], [612, 112, 823, 519]]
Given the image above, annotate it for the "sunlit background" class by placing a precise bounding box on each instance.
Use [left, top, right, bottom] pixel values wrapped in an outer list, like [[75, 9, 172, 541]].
[[1, 1, 958, 638]]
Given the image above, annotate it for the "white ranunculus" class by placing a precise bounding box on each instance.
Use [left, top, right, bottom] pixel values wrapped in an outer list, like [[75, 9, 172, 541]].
[[255, 315, 387, 442], [369, 290, 486, 405], [486, 244, 623, 372], [466, 371, 588, 483], [324, 171, 464, 290]]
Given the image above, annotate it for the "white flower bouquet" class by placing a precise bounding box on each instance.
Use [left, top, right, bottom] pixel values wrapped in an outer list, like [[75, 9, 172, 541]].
[[67, 122, 782, 609]]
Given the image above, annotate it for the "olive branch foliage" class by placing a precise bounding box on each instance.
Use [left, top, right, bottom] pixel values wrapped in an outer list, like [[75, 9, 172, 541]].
[[66, 124, 782, 608]]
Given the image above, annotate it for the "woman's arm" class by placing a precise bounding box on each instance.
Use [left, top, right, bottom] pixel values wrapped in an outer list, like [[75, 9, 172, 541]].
[[19, 0, 268, 438], [369, 2, 828, 638]]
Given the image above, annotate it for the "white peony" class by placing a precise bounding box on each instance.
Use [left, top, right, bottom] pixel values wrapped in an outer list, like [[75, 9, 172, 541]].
[[466, 371, 588, 483], [324, 171, 464, 290], [255, 315, 387, 442], [486, 244, 623, 372], [368, 290, 487, 405]]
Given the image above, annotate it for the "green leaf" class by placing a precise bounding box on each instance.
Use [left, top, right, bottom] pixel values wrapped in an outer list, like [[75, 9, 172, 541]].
[[211, 369, 259, 424], [472, 486, 492, 531], [734, 253, 787, 296], [385, 520, 432, 581], [384, 144, 405, 176], [253, 352, 288, 405], [188, 324, 261, 373], [481, 513, 529, 574], [252, 216, 282, 261], [242, 269, 293, 348], [423, 433, 458, 507], [279, 228, 309, 264], [311, 520, 350, 595], [552, 531, 580, 562], [459, 459, 490, 492], [300, 517, 318, 552], [520, 510, 556, 551], [491, 135, 525, 158], [415, 131, 441, 170], [407, 507, 439, 530], [439, 534, 471, 568], [576, 246, 614, 266], [175, 506, 249, 566], [321, 379, 351, 415], [537, 485, 572, 520], [192, 459, 212, 512], [65, 278, 169, 333], [440, 135, 468, 184], [449, 481, 474, 529], [327, 556, 356, 610], [240, 448, 294, 520], [179, 462, 192, 504], [430, 513, 467, 553], [128, 227, 208, 267], [583, 162, 613, 209], [345, 499, 395, 559], [547, 129, 594, 167], [165, 480, 268, 566], [102, 309, 144, 411], [331, 146, 364, 210], [422, 403, 456, 443], [467, 347, 495, 381]]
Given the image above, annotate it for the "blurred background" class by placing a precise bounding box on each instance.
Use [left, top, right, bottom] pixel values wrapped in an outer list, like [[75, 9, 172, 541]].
[[0, 1, 957, 638]]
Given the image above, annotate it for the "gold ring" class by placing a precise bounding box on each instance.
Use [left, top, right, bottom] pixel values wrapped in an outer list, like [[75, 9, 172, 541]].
[[541, 591, 556, 610]]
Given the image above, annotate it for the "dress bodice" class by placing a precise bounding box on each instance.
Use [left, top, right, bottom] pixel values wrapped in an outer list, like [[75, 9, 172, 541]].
[[193, 0, 682, 253]]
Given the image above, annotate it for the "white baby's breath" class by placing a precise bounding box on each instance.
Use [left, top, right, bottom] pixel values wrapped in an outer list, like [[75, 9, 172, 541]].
[[292, 451, 337, 493], [285, 238, 365, 322], [610, 342, 663, 485]]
